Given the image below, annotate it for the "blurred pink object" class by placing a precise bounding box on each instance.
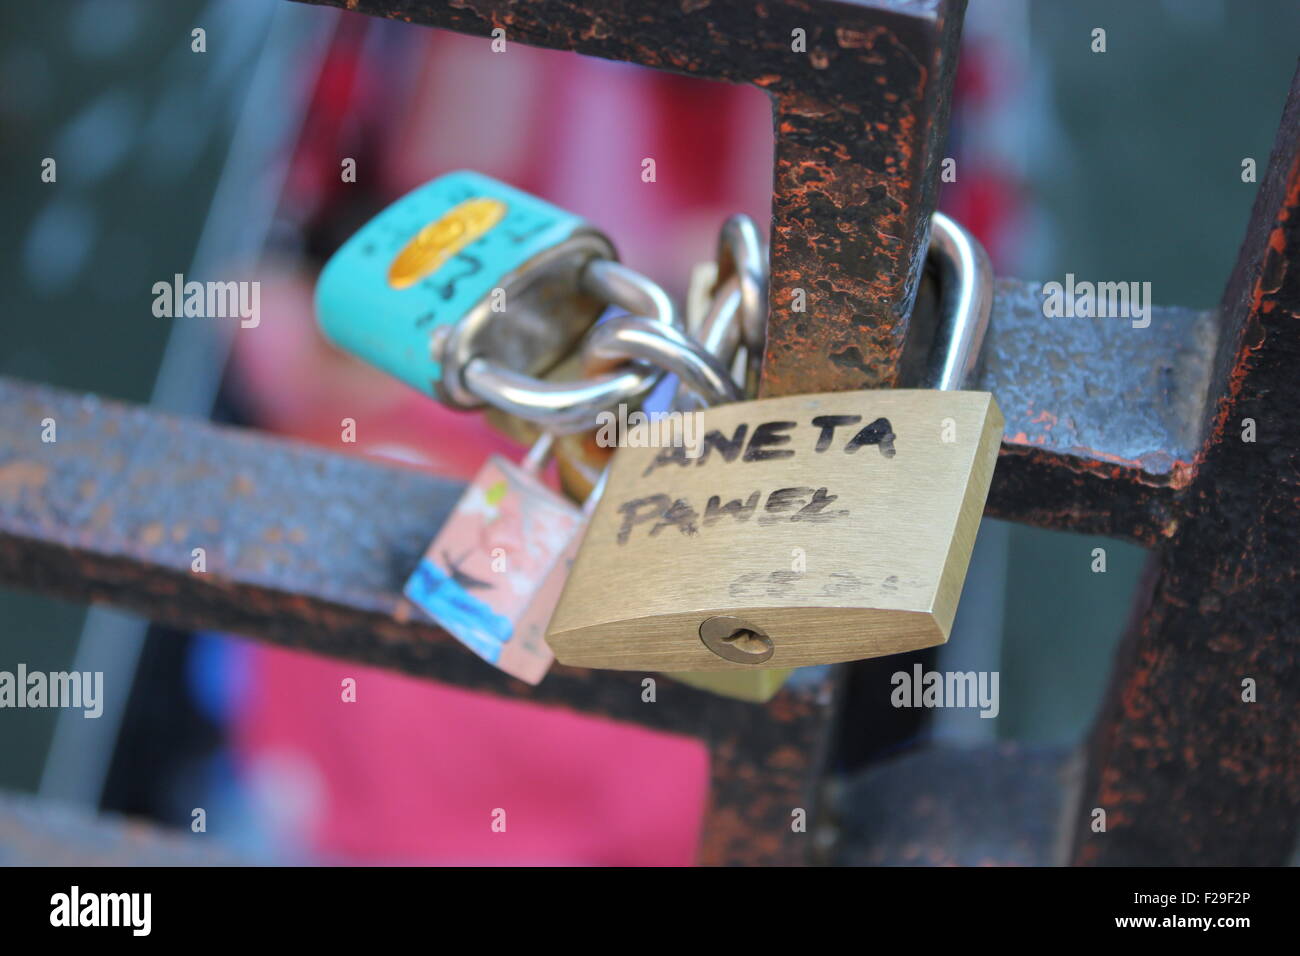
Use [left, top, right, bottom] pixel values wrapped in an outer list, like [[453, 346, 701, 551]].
[[236, 645, 709, 865]]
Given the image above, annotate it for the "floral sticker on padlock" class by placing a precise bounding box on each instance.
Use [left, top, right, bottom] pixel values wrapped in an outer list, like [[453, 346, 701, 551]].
[[403, 454, 583, 684]]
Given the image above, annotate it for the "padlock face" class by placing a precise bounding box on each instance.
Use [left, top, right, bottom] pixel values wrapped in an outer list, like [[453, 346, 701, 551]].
[[316, 170, 613, 398], [546, 390, 1004, 671]]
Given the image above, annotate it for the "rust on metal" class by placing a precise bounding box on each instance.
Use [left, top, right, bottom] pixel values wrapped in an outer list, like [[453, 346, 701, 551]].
[[299, 0, 966, 394], [1072, 67, 1300, 866], [1, 0, 1292, 868], [0, 264, 1225, 863], [0, 378, 832, 865], [0, 380, 818, 729], [977, 279, 1217, 546]]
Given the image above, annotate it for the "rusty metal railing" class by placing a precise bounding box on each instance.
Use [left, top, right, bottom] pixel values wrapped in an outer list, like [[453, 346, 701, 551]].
[[1, 0, 1296, 864]]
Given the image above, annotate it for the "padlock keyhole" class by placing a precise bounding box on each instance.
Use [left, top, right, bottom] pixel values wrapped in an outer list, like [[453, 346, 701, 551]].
[[722, 629, 767, 654], [699, 615, 775, 665]]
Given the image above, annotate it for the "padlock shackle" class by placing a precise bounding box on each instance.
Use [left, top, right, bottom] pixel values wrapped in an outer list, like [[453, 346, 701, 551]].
[[457, 259, 677, 432], [925, 212, 994, 392], [581, 313, 742, 407], [519, 431, 557, 475]]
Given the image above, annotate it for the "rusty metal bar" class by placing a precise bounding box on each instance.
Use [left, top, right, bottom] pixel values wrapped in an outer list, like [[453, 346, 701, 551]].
[[299, 0, 966, 393], [0, 274, 1213, 616], [0, 265, 1215, 865], [295, 0, 1210, 549], [0, 377, 838, 865], [978, 280, 1215, 546], [1071, 66, 1300, 866], [0, 380, 810, 732], [5, 0, 1285, 867]]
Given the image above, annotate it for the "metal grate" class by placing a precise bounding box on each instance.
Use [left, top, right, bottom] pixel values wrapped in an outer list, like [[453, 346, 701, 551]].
[[0, 0, 1295, 864]]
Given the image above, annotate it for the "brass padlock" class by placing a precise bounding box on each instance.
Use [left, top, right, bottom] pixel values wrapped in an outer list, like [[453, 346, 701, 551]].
[[546, 213, 1002, 671]]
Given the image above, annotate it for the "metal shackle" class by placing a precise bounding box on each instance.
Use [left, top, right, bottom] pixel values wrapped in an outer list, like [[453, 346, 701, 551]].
[[713, 214, 768, 354], [921, 211, 994, 392], [580, 313, 742, 408], [677, 213, 767, 409], [451, 258, 678, 432], [568, 210, 993, 423]]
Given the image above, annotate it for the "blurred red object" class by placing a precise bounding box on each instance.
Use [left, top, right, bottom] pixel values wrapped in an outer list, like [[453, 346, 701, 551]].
[[236, 645, 708, 865]]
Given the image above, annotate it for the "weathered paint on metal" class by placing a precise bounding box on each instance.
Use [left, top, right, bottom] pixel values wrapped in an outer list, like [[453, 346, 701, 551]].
[[1072, 67, 1300, 866], [1, 0, 1293, 868], [978, 279, 1217, 546]]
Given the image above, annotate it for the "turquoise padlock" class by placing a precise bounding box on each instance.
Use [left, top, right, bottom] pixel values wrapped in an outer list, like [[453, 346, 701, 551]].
[[316, 170, 616, 408]]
